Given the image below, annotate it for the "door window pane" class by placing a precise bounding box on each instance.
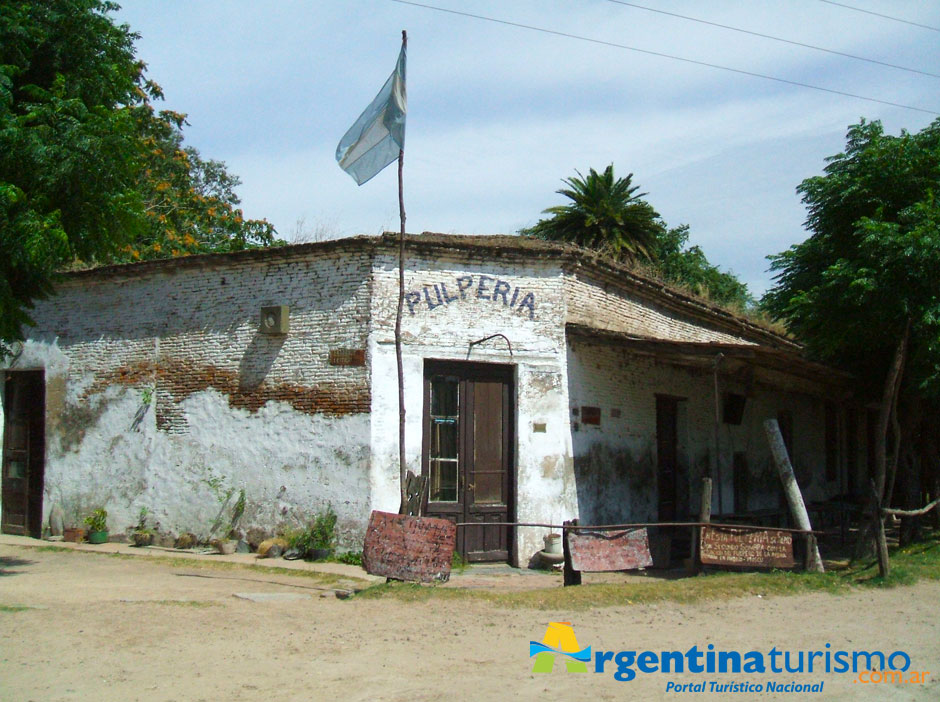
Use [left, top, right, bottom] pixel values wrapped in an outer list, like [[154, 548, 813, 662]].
[[7, 460, 26, 480], [6, 422, 27, 451], [430, 459, 458, 502], [472, 381, 504, 504], [431, 376, 458, 417], [473, 470, 503, 504], [429, 376, 459, 502]]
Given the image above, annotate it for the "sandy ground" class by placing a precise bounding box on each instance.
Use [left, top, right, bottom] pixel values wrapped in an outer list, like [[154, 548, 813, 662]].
[[1, 538, 937, 702]]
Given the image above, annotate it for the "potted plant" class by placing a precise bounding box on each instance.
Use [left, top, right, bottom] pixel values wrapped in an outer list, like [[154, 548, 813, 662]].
[[84, 508, 109, 544], [63, 525, 85, 543], [132, 507, 154, 547], [309, 504, 337, 560]]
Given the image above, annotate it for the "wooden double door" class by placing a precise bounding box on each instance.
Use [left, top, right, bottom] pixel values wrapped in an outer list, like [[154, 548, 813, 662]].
[[422, 361, 514, 562], [2, 371, 45, 537]]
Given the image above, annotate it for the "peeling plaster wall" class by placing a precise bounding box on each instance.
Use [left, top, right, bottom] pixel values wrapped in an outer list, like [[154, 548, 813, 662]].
[[566, 339, 839, 527], [368, 249, 577, 566], [2, 236, 847, 561], [3, 251, 373, 546]]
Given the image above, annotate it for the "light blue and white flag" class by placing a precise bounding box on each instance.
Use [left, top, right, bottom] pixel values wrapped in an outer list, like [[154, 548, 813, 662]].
[[336, 44, 407, 185]]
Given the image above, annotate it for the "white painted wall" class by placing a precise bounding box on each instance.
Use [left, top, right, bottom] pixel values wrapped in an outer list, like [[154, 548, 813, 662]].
[[368, 249, 577, 565], [2, 236, 850, 565], [565, 337, 842, 530], [3, 248, 374, 546]]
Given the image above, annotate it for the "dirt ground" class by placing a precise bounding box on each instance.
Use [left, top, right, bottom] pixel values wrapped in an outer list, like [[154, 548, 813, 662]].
[[1, 539, 937, 702]]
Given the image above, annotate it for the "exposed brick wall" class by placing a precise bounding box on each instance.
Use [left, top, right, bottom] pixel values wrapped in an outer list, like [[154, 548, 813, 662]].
[[34, 249, 374, 433], [565, 269, 758, 345], [85, 359, 371, 432]]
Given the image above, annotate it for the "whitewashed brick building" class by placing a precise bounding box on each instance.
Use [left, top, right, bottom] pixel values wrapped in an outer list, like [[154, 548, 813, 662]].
[[1, 234, 868, 565]]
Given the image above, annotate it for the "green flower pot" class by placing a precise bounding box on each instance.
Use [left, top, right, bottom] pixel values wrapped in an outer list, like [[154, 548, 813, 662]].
[[87, 530, 109, 544]]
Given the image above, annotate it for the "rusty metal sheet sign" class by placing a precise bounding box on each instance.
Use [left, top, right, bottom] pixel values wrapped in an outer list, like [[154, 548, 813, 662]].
[[700, 526, 795, 569], [362, 510, 456, 583], [568, 528, 653, 572]]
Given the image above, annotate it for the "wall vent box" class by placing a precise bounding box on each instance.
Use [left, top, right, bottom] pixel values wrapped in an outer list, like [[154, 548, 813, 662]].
[[260, 305, 289, 335]]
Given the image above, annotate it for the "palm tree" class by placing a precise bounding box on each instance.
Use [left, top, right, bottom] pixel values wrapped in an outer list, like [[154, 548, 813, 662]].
[[521, 165, 663, 262]]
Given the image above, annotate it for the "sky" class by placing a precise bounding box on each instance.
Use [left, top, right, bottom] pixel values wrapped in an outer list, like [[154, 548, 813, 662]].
[[114, 0, 940, 296]]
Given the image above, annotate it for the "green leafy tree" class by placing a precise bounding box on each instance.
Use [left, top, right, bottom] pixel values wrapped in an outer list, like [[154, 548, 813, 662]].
[[654, 225, 753, 309], [1, 1, 279, 355], [118, 106, 278, 263], [521, 165, 663, 262], [763, 118, 940, 552], [1, 0, 149, 353], [522, 165, 752, 307]]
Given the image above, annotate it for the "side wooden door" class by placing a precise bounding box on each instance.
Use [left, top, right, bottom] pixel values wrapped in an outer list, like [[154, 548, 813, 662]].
[[2, 371, 45, 537]]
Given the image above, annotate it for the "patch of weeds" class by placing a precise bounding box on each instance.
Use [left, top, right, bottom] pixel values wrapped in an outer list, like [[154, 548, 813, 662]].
[[354, 581, 439, 602], [451, 550, 469, 573], [332, 551, 362, 566], [15, 541, 369, 586], [354, 535, 940, 609], [0, 604, 30, 613]]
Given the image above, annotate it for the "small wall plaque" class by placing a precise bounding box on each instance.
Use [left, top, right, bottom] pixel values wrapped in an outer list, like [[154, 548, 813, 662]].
[[581, 406, 601, 425], [329, 348, 366, 366]]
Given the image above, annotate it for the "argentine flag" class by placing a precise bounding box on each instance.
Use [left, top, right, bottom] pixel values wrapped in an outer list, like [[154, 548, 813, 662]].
[[336, 43, 407, 185]]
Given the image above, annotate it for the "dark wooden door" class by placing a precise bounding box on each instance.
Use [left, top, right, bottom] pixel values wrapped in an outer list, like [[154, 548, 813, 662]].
[[2, 371, 45, 537], [656, 395, 679, 521], [423, 361, 514, 562]]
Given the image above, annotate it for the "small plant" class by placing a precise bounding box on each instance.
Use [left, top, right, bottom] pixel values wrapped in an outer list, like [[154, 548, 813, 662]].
[[278, 505, 339, 560], [84, 508, 108, 533], [451, 550, 469, 573], [281, 526, 313, 554], [310, 504, 337, 553], [133, 507, 155, 546], [335, 550, 362, 566], [135, 507, 151, 532]]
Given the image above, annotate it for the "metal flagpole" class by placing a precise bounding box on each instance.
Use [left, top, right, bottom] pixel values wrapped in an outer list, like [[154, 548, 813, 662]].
[[396, 30, 408, 511]]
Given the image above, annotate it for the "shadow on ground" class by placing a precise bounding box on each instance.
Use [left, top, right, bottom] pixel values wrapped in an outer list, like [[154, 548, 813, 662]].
[[0, 556, 35, 576]]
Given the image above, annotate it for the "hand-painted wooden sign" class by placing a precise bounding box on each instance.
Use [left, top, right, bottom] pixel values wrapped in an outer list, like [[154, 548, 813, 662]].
[[699, 526, 795, 569], [567, 528, 653, 572], [362, 510, 457, 583], [404, 274, 536, 320]]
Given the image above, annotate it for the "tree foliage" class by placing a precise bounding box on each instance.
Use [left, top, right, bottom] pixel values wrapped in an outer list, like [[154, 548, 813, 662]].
[[521, 165, 662, 262], [764, 118, 940, 540], [522, 164, 752, 308], [1, 0, 278, 355], [763, 118, 940, 398], [654, 224, 753, 309], [1, 0, 147, 349], [119, 106, 278, 263]]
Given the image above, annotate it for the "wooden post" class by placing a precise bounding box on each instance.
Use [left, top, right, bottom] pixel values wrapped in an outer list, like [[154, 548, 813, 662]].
[[394, 32, 408, 511], [691, 477, 712, 572], [764, 419, 824, 573], [712, 354, 724, 515], [402, 471, 426, 517], [869, 480, 890, 577], [562, 519, 581, 587]]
